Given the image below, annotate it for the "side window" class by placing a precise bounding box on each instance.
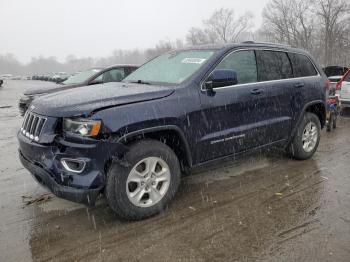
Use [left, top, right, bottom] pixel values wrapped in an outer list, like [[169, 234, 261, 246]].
[[102, 69, 125, 83], [216, 50, 257, 84], [289, 53, 318, 78], [256, 50, 293, 81], [125, 67, 138, 76]]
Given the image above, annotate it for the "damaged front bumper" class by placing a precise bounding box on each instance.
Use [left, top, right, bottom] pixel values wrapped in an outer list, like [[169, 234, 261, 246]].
[[18, 132, 128, 205]]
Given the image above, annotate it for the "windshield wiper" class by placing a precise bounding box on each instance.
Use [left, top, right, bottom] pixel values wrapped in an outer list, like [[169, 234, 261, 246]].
[[129, 80, 151, 85]]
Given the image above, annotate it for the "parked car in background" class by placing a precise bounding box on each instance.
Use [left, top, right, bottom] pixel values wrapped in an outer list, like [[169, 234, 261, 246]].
[[18, 64, 139, 116], [17, 42, 327, 220], [335, 69, 350, 109], [328, 75, 343, 94], [323, 66, 348, 77], [0, 74, 13, 79], [38, 74, 45, 81], [11, 75, 22, 80], [44, 73, 54, 81], [52, 72, 71, 83]]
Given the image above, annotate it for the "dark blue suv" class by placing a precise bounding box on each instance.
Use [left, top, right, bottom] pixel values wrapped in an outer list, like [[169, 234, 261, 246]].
[[18, 42, 327, 220]]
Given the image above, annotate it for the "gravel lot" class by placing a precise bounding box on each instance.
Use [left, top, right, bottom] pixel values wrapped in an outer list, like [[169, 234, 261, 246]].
[[1, 80, 350, 262]]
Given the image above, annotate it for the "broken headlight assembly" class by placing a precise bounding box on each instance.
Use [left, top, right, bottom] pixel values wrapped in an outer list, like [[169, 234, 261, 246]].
[[63, 118, 101, 137]]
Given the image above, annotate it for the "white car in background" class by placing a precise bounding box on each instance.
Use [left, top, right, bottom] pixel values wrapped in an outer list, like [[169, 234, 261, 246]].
[[328, 75, 343, 96], [0, 74, 12, 80], [336, 70, 350, 109]]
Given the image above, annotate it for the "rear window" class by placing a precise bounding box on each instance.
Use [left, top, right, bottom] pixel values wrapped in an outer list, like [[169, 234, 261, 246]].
[[256, 50, 293, 81], [289, 53, 318, 78], [328, 77, 342, 83], [323, 67, 348, 77]]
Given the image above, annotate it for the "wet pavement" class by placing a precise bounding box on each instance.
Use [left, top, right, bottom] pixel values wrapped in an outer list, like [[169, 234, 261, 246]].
[[0, 80, 349, 262]]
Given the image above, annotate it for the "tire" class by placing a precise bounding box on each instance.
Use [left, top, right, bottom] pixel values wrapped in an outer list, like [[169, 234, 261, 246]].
[[326, 114, 333, 132], [106, 139, 181, 220], [289, 112, 321, 160], [333, 114, 337, 129]]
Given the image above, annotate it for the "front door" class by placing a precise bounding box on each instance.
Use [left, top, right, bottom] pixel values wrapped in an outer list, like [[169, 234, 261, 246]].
[[195, 50, 269, 163]]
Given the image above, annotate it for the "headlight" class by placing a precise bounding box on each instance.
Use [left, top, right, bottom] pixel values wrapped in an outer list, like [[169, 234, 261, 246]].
[[63, 118, 101, 137]]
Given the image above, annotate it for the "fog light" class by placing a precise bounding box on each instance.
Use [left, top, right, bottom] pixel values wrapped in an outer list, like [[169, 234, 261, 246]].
[[61, 158, 86, 173]]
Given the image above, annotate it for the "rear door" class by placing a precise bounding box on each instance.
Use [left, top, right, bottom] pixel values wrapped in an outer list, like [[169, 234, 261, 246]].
[[255, 50, 294, 143], [288, 53, 320, 124]]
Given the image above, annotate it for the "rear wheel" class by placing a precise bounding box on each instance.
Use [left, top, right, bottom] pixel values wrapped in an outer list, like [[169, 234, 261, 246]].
[[106, 139, 181, 220], [289, 112, 321, 160]]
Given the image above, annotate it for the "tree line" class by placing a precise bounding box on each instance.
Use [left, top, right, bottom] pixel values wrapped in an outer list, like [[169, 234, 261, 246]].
[[1, 0, 349, 75]]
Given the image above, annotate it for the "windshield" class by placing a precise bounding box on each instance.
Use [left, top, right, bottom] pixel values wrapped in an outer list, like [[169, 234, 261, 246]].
[[124, 50, 215, 84], [63, 68, 101, 85]]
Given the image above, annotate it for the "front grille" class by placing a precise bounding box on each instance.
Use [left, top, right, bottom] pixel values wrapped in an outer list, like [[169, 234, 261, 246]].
[[20, 111, 47, 141]]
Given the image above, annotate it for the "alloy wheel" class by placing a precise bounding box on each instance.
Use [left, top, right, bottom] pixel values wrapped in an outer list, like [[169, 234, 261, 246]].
[[126, 157, 171, 207]]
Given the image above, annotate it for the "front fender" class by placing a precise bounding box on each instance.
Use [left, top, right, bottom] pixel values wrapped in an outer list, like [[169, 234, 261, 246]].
[[116, 125, 193, 167]]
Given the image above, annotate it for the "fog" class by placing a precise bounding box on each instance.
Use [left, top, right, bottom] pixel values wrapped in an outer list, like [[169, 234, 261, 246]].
[[0, 0, 268, 63], [1, 0, 349, 75]]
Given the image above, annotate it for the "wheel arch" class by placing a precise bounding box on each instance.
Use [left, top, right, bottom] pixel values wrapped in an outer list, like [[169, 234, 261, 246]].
[[116, 125, 193, 171], [304, 101, 326, 129], [290, 100, 326, 143]]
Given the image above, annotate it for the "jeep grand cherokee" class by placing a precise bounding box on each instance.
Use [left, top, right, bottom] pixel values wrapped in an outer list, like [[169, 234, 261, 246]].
[[18, 42, 327, 220]]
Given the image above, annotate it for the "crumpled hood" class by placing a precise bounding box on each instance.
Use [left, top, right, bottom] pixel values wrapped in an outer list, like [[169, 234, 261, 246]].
[[31, 82, 174, 117]]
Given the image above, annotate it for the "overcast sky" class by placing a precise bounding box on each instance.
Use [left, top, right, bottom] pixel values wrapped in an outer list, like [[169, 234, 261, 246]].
[[0, 0, 269, 63]]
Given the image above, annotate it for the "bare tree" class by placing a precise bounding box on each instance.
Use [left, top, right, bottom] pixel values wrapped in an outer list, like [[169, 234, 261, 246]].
[[145, 39, 182, 60], [315, 0, 350, 65], [205, 8, 254, 43], [186, 8, 254, 45], [261, 0, 350, 66], [261, 0, 315, 51]]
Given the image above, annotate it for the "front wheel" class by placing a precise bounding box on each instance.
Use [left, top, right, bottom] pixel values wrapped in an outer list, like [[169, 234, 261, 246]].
[[106, 139, 181, 220], [288, 112, 321, 160]]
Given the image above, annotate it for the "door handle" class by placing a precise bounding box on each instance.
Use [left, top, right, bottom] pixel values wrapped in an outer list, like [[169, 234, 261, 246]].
[[250, 88, 264, 95], [294, 82, 304, 88]]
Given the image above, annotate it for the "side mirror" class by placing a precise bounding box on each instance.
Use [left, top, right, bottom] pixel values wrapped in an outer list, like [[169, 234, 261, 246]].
[[204, 69, 238, 90]]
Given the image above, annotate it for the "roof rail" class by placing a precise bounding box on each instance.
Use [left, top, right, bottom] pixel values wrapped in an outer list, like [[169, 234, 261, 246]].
[[240, 41, 291, 48]]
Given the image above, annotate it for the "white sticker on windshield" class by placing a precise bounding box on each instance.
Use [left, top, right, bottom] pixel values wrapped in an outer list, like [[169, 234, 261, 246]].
[[182, 58, 206, 64]]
